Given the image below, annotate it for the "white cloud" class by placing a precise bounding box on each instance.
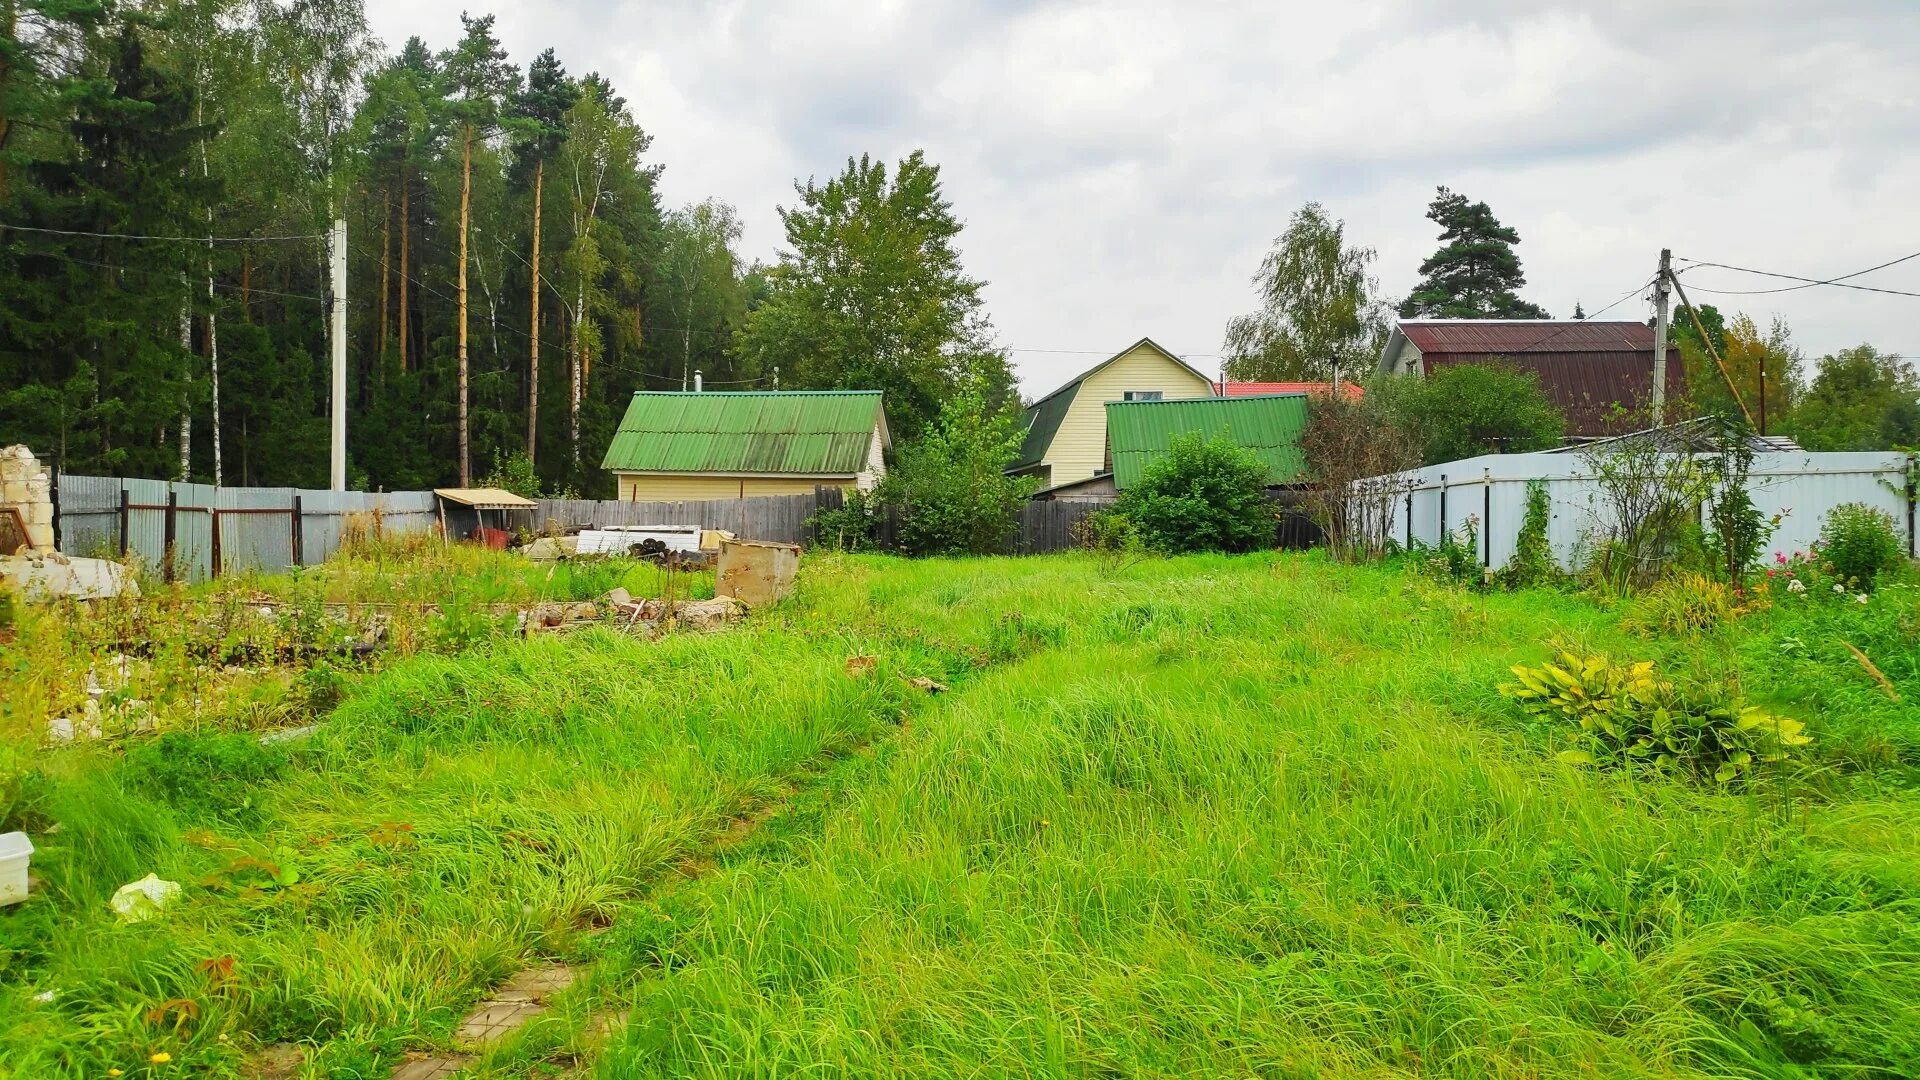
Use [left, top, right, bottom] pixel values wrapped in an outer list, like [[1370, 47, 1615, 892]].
[[367, 0, 1920, 395]]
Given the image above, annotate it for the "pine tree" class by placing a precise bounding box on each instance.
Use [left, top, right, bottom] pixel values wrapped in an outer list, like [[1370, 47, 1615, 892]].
[[509, 47, 576, 464], [1399, 187, 1549, 319], [439, 13, 515, 486]]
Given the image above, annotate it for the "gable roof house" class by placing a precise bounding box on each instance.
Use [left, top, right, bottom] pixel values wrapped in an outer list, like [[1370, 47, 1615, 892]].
[[1007, 338, 1216, 491], [1377, 319, 1685, 438], [601, 391, 890, 502]]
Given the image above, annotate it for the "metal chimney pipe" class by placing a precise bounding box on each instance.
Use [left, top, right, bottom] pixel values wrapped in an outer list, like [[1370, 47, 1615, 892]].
[[694, 370, 703, 393]]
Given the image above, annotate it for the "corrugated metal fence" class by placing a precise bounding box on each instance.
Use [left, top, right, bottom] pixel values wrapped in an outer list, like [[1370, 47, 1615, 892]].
[[1365, 451, 1917, 571], [54, 478, 1128, 583], [55, 476, 439, 583]]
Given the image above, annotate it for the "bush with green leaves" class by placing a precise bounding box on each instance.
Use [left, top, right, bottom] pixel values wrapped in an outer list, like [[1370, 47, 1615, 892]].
[[1819, 503, 1904, 589], [807, 487, 880, 552], [883, 375, 1037, 556], [1111, 431, 1275, 554], [1502, 645, 1811, 782], [1499, 480, 1558, 588], [1373, 362, 1565, 465], [1703, 417, 1777, 581]]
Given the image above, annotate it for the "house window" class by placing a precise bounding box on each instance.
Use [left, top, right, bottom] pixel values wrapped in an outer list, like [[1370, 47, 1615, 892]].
[[1123, 390, 1163, 402]]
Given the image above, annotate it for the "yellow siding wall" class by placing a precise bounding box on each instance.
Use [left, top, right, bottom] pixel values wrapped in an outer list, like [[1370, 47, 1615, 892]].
[[1044, 344, 1214, 484], [617, 474, 854, 502]]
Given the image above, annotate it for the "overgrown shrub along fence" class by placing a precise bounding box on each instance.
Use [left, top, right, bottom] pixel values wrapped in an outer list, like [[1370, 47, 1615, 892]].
[[1363, 450, 1917, 572]]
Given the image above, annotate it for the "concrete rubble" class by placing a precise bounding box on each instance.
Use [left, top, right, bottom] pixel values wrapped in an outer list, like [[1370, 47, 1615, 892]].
[[0, 444, 139, 600]]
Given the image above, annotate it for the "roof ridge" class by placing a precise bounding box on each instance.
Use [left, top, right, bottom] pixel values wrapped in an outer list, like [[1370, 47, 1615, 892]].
[[628, 389, 881, 397]]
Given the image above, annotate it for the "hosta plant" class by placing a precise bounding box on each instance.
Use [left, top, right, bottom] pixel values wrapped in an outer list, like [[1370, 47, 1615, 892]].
[[1503, 645, 1811, 782]]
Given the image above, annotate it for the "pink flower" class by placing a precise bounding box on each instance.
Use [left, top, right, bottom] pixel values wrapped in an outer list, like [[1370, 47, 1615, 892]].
[[1766, 568, 1776, 578], [1777, 552, 1789, 564]]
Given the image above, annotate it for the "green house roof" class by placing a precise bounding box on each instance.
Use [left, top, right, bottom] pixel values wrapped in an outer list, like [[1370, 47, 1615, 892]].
[[1106, 394, 1310, 490], [600, 391, 887, 475]]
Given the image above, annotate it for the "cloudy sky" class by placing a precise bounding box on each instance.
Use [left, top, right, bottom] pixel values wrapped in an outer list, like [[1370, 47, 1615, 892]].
[[369, 0, 1920, 399]]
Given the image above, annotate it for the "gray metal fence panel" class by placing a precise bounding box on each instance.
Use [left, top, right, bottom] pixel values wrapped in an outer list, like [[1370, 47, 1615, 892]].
[[169, 481, 216, 582], [55, 474, 124, 557], [122, 478, 170, 573], [217, 486, 295, 575]]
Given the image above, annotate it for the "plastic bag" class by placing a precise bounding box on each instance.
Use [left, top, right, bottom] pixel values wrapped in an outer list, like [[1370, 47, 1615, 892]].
[[111, 874, 181, 924]]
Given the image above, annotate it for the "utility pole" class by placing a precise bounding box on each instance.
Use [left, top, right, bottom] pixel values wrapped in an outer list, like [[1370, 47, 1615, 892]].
[[329, 217, 348, 491], [1651, 248, 1672, 425]]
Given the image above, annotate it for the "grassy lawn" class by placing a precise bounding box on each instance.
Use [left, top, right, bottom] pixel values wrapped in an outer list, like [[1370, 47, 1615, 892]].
[[5, 549, 1919, 1077]]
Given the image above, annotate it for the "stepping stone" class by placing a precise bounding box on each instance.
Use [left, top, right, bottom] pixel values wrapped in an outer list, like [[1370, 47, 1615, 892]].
[[453, 963, 578, 1046], [250, 1043, 304, 1079], [390, 1055, 468, 1080]]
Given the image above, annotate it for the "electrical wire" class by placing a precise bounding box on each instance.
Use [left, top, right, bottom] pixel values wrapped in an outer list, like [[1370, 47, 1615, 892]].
[[1675, 250, 1920, 298], [0, 223, 327, 243], [10, 247, 330, 304]]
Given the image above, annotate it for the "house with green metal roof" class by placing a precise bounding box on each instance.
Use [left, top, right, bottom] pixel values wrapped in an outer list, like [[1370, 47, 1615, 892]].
[[1006, 338, 1216, 491], [600, 391, 890, 502], [1096, 393, 1310, 492]]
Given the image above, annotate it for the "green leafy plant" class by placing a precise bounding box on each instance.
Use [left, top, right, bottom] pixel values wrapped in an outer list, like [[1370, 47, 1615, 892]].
[[1072, 507, 1147, 573], [1703, 417, 1777, 582], [1503, 645, 1811, 782], [882, 373, 1038, 556], [122, 731, 291, 825], [1499, 480, 1558, 588], [1819, 503, 1904, 590], [1112, 431, 1275, 554], [1622, 572, 1755, 636], [808, 488, 880, 552]]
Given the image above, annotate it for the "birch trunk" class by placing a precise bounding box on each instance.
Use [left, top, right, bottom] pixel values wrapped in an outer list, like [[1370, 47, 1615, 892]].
[[571, 283, 583, 470], [178, 282, 191, 480]]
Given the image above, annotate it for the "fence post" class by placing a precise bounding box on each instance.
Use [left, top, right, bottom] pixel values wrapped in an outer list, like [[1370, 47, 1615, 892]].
[[118, 487, 130, 557], [1404, 491, 1412, 549], [291, 495, 304, 565], [210, 506, 222, 579], [163, 490, 178, 583], [1907, 456, 1916, 558], [1482, 469, 1492, 569], [1438, 474, 1447, 546], [48, 455, 61, 553]]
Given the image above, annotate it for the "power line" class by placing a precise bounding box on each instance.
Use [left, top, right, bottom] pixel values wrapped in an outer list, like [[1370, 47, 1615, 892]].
[[1, 223, 328, 243], [17, 248, 329, 304], [1675, 251, 1920, 298]]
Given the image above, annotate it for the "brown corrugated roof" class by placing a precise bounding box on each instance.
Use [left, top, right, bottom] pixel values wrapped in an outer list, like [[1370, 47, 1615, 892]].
[[1400, 320, 1654, 355]]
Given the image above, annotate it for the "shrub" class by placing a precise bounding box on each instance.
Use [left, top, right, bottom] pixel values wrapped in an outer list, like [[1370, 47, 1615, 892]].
[[1819, 503, 1904, 589], [1580, 428, 1711, 591], [1374, 363, 1565, 465], [122, 730, 290, 824], [808, 488, 880, 552], [1112, 431, 1274, 554], [885, 374, 1038, 556], [1499, 480, 1558, 588], [1299, 391, 1421, 560], [1702, 417, 1777, 581], [1502, 646, 1811, 782], [1623, 572, 1754, 636]]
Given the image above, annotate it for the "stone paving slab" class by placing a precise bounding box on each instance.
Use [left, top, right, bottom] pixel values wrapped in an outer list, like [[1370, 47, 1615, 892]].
[[452, 963, 579, 1046], [390, 1055, 469, 1080]]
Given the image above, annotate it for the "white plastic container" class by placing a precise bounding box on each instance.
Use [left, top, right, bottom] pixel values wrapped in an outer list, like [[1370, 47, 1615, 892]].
[[0, 831, 32, 906]]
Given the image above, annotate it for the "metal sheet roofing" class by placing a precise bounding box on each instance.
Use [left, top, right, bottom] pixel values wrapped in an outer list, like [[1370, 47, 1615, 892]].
[[1399, 319, 1656, 355], [1106, 394, 1310, 490], [434, 487, 537, 508], [601, 391, 886, 475], [1216, 380, 1364, 400]]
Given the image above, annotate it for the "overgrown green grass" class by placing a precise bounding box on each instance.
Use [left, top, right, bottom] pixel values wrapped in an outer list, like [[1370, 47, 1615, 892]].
[[4, 551, 1918, 1078]]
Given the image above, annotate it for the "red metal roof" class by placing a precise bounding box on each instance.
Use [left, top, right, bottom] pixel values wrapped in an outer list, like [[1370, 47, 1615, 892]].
[[1400, 320, 1654, 355], [1215, 381, 1364, 400]]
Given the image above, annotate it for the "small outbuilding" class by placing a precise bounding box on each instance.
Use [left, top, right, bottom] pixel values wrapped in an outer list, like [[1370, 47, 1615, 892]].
[[434, 487, 537, 544], [601, 391, 890, 502]]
